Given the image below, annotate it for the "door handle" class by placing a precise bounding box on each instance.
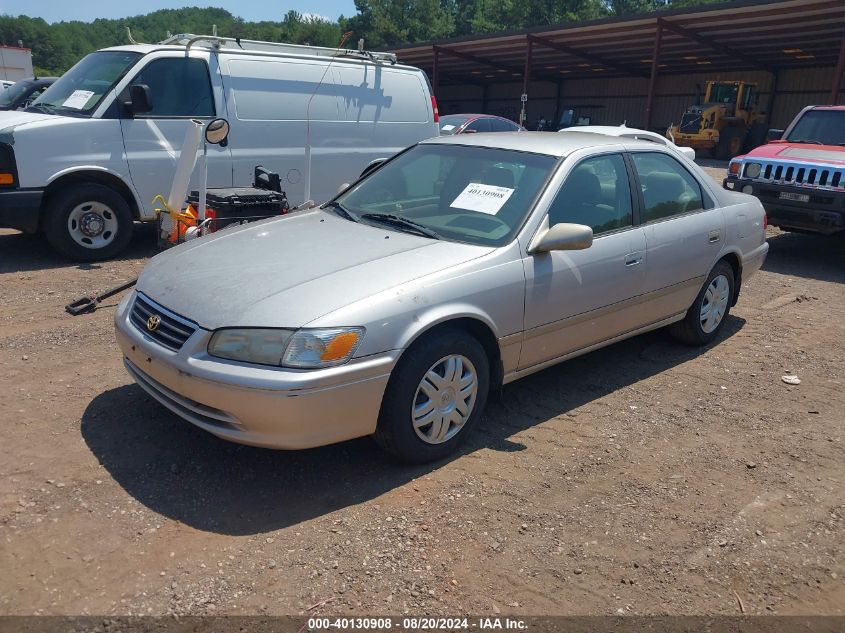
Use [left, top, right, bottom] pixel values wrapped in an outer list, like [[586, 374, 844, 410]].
[[624, 253, 642, 267], [708, 229, 721, 243]]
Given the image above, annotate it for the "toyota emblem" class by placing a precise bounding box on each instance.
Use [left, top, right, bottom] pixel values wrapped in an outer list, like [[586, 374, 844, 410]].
[[147, 315, 162, 332]]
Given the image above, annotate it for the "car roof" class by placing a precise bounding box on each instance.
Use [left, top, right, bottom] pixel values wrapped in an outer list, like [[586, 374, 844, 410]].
[[562, 125, 657, 137], [422, 131, 631, 157]]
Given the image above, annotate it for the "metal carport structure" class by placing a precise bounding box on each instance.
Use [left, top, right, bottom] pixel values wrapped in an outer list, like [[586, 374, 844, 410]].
[[392, 0, 845, 130]]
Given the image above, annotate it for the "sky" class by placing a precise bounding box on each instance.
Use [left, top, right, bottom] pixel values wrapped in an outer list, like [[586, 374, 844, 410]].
[[0, 0, 358, 23]]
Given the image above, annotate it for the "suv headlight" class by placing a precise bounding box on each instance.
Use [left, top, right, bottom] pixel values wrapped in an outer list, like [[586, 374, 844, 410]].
[[744, 162, 762, 179], [208, 327, 365, 369]]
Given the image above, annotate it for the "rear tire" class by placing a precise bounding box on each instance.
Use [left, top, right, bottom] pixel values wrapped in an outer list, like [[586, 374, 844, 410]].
[[669, 261, 735, 346], [715, 127, 744, 160], [44, 183, 133, 262], [374, 328, 490, 463]]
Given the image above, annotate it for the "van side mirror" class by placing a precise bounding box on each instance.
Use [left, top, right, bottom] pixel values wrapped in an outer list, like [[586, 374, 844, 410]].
[[766, 128, 784, 142], [528, 220, 593, 254], [126, 84, 153, 116]]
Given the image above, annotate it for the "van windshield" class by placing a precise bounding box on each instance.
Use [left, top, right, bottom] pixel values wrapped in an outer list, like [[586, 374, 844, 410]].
[[29, 51, 141, 117]]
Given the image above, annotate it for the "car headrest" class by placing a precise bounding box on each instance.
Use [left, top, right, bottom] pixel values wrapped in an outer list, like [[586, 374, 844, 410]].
[[566, 168, 602, 206], [645, 171, 685, 203]]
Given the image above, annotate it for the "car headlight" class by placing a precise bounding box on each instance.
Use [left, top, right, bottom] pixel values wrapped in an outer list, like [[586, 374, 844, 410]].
[[207, 327, 365, 369], [744, 162, 762, 178], [208, 328, 295, 365], [282, 327, 365, 369]]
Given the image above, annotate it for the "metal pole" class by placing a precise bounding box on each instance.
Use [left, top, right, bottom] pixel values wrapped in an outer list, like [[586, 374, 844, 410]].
[[766, 70, 779, 128], [432, 47, 440, 98], [520, 38, 532, 127], [645, 20, 663, 130], [831, 32, 845, 105]]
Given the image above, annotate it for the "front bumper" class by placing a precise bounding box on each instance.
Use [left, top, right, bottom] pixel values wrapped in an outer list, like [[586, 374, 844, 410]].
[[114, 292, 397, 449], [0, 189, 43, 233], [724, 177, 845, 235]]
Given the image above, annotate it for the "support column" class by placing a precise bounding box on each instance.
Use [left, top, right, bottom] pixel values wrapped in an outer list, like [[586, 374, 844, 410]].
[[520, 37, 533, 127], [832, 32, 845, 105], [645, 21, 663, 130], [766, 70, 779, 128], [432, 47, 440, 98]]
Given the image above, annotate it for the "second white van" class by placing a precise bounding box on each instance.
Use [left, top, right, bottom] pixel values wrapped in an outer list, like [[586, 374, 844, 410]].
[[0, 34, 440, 260]]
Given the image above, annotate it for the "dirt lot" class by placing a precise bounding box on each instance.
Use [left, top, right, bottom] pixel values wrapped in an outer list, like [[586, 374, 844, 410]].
[[1, 167, 843, 617]]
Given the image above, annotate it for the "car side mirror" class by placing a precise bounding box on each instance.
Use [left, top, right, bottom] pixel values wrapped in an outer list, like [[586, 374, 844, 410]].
[[359, 158, 385, 179], [126, 84, 153, 116], [766, 128, 784, 142], [528, 219, 593, 254]]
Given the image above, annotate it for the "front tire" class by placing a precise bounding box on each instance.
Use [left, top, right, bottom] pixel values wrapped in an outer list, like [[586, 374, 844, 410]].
[[374, 329, 490, 463], [715, 127, 744, 160], [669, 261, 735, 346], [44, 183, 134, 262]]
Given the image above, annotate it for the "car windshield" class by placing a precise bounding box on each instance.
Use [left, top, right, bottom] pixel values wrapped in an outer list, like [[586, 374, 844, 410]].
[[334, 143, 557, 247], [439, 115, 470, 135], [29, 51, 141, 116], [0, 80, 33, 107], [784, 110, 845, 146]]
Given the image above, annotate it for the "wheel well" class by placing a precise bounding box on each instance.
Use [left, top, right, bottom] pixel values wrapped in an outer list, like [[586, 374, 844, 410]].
[[407, 318, 503, 391], [42, 171, 140, 227], [719, 253, 742, 306]]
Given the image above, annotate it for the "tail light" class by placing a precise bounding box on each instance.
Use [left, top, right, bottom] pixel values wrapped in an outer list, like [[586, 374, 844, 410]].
[[431, 96, 440, 123]]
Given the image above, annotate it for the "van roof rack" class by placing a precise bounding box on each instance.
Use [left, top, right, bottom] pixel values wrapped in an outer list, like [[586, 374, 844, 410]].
[[158, 33, 398, 65]]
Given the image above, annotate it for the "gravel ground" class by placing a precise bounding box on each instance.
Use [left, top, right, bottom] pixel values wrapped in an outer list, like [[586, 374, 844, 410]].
[[0, 166, 843, 617]]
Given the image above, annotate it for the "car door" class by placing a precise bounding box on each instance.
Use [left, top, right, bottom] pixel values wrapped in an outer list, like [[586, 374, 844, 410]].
[[520, 152, 648, 370], [118, 53, 232, 218], [628, 150, 724, 321]]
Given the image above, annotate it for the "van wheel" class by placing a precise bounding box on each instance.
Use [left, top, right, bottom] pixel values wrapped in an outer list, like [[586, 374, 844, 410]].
[[670, 261, 735, 346], [374, 329, 489, 463], [44, 183, 133, 261]]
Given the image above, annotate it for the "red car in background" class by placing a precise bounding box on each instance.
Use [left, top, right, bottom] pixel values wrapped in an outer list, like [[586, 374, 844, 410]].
[[439, 114, 524, 135], [724, 105, 845, 235]]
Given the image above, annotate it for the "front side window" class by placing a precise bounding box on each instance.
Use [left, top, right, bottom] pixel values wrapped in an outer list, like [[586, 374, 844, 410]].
[[490, 117, 518, 132], [631, 152, 704, 223], [30, 51, 141, 116], [547, 154, 633, 235], [335, 144, 557, 246], [709, 83, 738, 105], [128, 57, 214, 117]]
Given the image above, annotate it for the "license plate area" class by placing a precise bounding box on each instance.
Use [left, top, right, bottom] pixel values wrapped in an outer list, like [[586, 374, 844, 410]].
[[779, 191, 810, 203]]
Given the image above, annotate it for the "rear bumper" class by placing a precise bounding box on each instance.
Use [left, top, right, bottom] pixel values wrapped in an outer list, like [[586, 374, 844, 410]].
[[0, 189, 43, 233], [724, 177, 845, 235]]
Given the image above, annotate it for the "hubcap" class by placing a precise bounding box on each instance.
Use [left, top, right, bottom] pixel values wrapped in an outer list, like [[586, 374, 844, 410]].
[[700, 274, 730, 334], [67, 201, 118, 249], [412, 354, 478, 445]]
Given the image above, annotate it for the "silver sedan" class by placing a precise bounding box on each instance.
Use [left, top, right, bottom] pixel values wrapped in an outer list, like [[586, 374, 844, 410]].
[[115, 132, 768, 462]]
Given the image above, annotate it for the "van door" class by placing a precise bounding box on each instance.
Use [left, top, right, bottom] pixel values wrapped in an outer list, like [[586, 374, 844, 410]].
[[118, 52, 232, 218]]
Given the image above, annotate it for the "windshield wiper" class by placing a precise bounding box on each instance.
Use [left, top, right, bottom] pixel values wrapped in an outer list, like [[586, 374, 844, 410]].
[[360, 213, 441, 239], [322, 201, 358, 222], [788, 139, 823, 145], [25, 103, 57, 115]]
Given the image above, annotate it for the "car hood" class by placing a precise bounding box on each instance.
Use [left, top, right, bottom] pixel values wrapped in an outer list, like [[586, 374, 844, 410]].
[[743, 142, 845, 166], [0, 110, 55, 133], [137, 209, 493, 330]]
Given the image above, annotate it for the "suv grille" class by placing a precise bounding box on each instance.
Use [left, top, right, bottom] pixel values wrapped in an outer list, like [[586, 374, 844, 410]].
[[129, 293, 197, 351], [742, 160, 845, 191]]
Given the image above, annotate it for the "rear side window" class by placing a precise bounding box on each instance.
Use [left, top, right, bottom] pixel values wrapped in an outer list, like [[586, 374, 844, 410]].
[[631, 152, 704, 223], [490, 118, 518, 132], [465, 118, 492, 133], [132, 58, 214, 117]]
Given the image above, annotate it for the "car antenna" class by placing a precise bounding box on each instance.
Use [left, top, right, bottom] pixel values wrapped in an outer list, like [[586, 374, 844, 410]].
[[303, 30, 353, 206]]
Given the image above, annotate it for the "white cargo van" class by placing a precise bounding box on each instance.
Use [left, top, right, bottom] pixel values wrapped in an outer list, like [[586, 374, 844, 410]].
[[0, 35, 440, 260]]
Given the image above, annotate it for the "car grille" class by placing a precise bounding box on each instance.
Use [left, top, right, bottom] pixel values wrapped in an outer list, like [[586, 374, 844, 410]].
[[129, 293, 198, 351], [741, 159, 845, 191], [679, 113, 701, 134]]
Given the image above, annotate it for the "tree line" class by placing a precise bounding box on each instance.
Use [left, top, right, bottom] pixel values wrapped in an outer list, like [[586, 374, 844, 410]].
[[0, 1, 729, 76]]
